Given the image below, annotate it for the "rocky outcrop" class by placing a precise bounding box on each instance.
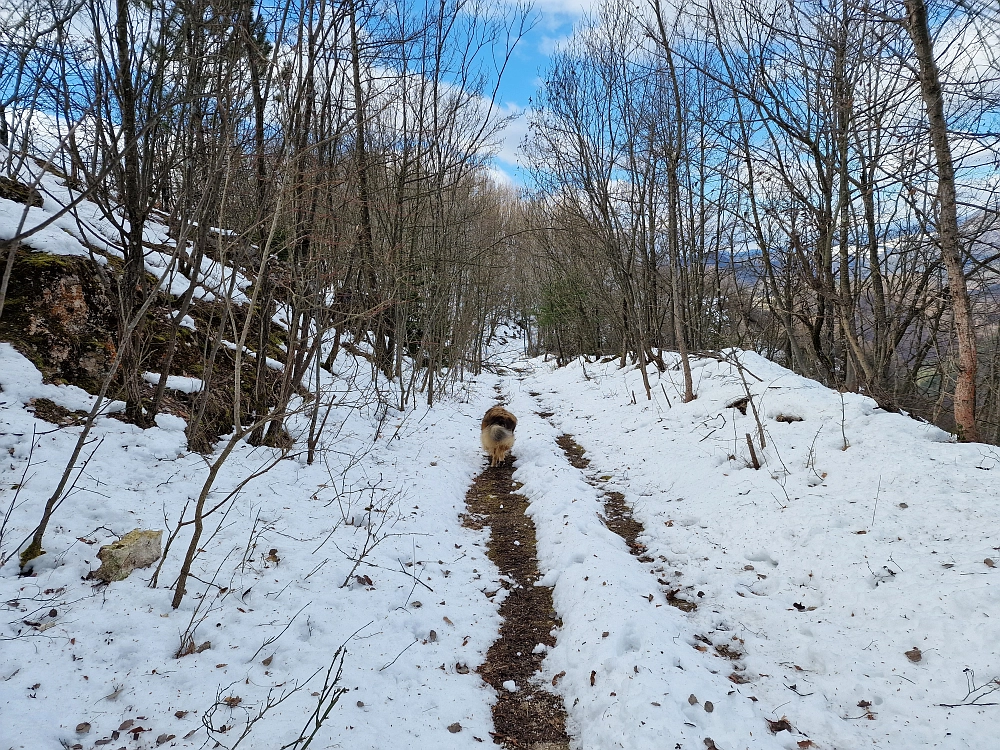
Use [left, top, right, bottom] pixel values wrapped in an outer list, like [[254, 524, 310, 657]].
[[88, 529, 163, 582], [0, 250, 117, 392]]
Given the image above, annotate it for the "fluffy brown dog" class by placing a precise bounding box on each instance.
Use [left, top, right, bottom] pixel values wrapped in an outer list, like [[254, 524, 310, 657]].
[[481, 405, 517, 467]]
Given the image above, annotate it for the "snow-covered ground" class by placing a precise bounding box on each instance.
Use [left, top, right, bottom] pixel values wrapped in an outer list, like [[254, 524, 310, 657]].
[[1, 344, 998, 749]]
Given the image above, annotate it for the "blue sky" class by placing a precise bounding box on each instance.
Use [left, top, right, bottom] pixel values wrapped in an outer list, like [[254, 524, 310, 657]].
[[489, 0, 593, 185]]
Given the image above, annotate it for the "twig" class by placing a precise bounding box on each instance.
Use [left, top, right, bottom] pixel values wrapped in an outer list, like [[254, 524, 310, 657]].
[[871, 476, 882, 529], [378, 638, 418, 672], [936, 669, 1000, 707], [248, 603, 310, 663], [397, 558, 434, 592], [840, 392, 850, 451]]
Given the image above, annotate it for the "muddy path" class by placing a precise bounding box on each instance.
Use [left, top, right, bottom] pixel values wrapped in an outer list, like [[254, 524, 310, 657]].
[[462, 453, 570, 750]]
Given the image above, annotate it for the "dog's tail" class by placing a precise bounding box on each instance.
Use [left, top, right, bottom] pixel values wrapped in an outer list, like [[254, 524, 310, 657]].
[[488, 424, 512, 443]]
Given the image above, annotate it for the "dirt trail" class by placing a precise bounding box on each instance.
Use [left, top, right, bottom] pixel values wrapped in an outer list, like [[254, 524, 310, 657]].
[[462, 452, 570, 750]]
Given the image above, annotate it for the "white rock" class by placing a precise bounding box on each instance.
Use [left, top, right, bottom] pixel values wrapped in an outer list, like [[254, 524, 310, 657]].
[[502, 680, 518, 693]]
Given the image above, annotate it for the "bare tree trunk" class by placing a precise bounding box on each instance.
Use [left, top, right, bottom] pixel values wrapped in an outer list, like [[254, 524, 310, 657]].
[[903, 0, 978, 441], [653, 3, 694, 401]]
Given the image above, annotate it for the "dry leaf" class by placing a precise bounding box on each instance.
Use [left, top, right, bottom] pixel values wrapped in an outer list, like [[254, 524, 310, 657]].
[[155, 734, 176, 745], [590, 670, 596, 686], [551, 670, 566, 686], [173, 711, 187, 719], [119, 720, 134, 730], [985, 558, 995, 568], [905, 647, 922, 663], [797, 741, 816, 748], [447, 722, 462, 733], [766, 717, 792, 733], [688, 694, 699, 705], [456, 663, 470, 674], [443, 616, 454, 626], [75, 723, 91, 734], [223, 696, 242, 707], [261, 655, 273, 667]]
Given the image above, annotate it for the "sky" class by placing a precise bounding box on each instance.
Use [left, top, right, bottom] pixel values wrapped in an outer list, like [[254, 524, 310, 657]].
[[489, 0, 594, 185]]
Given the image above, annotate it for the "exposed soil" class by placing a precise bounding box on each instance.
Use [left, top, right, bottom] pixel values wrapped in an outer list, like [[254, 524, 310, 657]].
[[554, 434, 588, 469], [601, 489, 646, 556], [0, 175, 43, 207], [26, 397, 89, 427], [462, 454, 570, 750]]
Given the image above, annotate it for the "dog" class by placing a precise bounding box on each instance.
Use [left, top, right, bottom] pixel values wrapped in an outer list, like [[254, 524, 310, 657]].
[[481, 405, 517, 467]]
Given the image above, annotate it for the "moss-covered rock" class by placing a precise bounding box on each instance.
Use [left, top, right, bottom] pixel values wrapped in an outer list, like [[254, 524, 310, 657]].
[[0, 250, 117, 392]]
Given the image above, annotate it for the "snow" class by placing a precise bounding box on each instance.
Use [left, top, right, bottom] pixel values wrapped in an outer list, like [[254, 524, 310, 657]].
[[0, 147, 253, 304], [0, 197, 101, 260], [1, 341, 998, 749], [142, 372, 204, 394], [172, 312, 196, 331], [508, 351, 999, 749]]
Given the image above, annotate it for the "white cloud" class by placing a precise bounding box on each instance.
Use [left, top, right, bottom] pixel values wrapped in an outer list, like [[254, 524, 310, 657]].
[[486, 165, 516, 187], [528, 0, 600, 17], [494, 105, 530, 168]]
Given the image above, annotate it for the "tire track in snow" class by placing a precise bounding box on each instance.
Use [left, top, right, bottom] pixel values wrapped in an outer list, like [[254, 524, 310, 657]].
[[462, 398, 571, 750], [526, 396, 780, 746], [549, 429, 698, 615]]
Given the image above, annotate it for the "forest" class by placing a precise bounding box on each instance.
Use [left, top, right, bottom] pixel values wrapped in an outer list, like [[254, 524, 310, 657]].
[[2, 0, 1000, 747], [2, 0, 999, 447]]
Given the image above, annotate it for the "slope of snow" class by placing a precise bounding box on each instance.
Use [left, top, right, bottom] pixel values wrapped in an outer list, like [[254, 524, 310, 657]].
[[1, 343, 997, 749], [0, 345, 505, 749], [0, 150, 252, 303], [510, 351, 999, 749]]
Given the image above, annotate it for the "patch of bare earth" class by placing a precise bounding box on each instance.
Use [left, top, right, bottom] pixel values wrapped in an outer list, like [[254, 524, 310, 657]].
[[462, 455, 571, 750]]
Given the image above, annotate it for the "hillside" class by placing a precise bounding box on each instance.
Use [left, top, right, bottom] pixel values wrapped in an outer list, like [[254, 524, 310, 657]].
[[2, 344, 997, 749], [3, 0, 1000, 744]]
